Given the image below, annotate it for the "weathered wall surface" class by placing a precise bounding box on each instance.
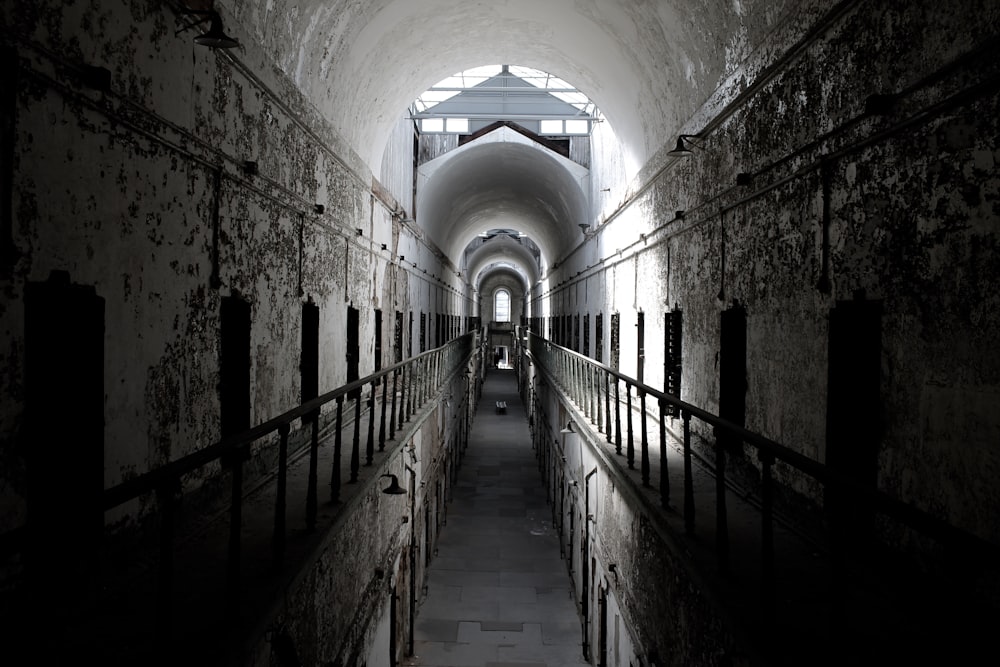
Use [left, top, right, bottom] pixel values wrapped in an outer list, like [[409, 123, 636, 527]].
[[0, 1, 454, 539], [538, 0, 1000, 547]]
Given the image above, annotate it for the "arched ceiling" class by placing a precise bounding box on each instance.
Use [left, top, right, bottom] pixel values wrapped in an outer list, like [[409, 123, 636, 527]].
[[225, 0, 776, 177], [418, 127, 588, 263], [465, 235, 540, 291]]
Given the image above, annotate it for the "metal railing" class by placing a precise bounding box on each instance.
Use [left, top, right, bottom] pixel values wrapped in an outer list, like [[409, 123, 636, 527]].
[[100, 331, 479, 630], [520, 329, 1000, 619]]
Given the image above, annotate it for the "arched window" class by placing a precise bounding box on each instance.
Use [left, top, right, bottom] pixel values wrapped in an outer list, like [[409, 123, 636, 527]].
[[494, 289, 511, 323]]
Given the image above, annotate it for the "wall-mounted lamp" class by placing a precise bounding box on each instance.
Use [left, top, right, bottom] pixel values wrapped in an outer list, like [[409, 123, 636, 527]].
[[242, 160, 258, 176], [355, 228, 363, 236], [667, 134, 702, 158], [675, 210, 685, 220], [736, 172, 753, 187], [314, 204, 325, 215], [178, 10, 240, 49], [379, 473, 406, 495], [399, 255, 405, 262], [381, 243, 387, 250], [560, 421, 576, 434]]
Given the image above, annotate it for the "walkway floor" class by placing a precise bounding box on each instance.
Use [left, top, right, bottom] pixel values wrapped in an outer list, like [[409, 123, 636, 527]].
[[408, 369, 588, 667]]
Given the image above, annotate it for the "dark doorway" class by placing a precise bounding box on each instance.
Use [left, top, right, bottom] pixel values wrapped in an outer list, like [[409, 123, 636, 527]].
[[595, 313, 603, 363], [419, 312, 426, 353], [301, 301, 319, 410], [636, 311, 645, 384], [221, 295, 252, 438], [374, 309, 383, 372], [346, 305, 360, 398], [574, 313, 580, 352], [665, 308, 682, 416], [826, 296, 881, 542], [583, 314, 590, 358], [24, 271, 104, 611], [718, 303, 747, 449], [408, 311, 413, 358], [610, 313, 620, 371], [395, 311, 404, 364]]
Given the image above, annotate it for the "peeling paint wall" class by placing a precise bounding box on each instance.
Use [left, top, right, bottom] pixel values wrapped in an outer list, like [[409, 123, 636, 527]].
[[0, 1, 455, 542], [538, 0, 1000, 550]]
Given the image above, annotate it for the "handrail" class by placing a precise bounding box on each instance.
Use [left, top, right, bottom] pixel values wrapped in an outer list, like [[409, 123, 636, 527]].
[[523, 329, 1000, 588], [83, 330, 481, 647], [104, 332, 478, 510]]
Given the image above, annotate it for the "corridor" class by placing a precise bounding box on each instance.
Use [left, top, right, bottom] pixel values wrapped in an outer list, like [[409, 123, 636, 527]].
[[410, 370, 588, 667]]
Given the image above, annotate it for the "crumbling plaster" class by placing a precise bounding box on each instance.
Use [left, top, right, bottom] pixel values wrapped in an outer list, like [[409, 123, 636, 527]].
[[538, 0, 1000, 546]]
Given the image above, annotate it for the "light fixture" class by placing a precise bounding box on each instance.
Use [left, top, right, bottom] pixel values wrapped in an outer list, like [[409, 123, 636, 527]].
[[242, 160, 258, 175], [314, 204, 325, 215], [560, 420, 576, 434], [178, 10, 240, 49], [379, 473, 406, 495], [667, 134, 702, 158], [355, 228, 363, 236]]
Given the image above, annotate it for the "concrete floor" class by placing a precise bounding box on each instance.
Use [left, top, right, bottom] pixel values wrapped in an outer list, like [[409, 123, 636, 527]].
[[407, 369, 588, 667]]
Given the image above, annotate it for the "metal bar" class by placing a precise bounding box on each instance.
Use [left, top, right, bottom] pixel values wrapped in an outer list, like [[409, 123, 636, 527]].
[[227, 455, 244, 609], [683, 411, 694, 535], [379, 374, 388, 450], [640, 389, 650, 486], [626, 384, 635, 469], [331, 397, 343, 504], [659, 398, 669, 508], [604, 372, 611, 443], [273, 422, 290, 567], [715, 441, 730, 574], [614, 379, 622, 455], [155, 480, 177, 639], [307, 415, 319, 531], [365, 382, 376, 466], [761, 451, 776, 620], [390, 368, 399, 439], [351, 394, 362, 483]]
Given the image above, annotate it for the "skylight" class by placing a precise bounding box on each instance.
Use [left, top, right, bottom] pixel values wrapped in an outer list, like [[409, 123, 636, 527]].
[[412, 64, 598, 134]]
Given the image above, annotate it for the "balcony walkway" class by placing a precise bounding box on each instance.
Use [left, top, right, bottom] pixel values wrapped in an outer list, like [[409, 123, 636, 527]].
[[409, 369, 588, 667]]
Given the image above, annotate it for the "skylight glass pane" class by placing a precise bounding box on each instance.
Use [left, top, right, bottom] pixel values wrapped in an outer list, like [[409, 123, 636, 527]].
[[422, 118, 444, 132], [446, 118, 469, 133], [540, 119, 563, 134], [565, 119, 589, 134]]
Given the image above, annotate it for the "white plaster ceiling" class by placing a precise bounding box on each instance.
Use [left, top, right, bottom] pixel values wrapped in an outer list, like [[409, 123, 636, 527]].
[[223, 0, 790, 274]]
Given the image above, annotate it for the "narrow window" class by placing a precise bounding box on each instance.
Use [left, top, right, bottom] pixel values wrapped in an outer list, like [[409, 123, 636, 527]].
[[494, 289, 511, 323]]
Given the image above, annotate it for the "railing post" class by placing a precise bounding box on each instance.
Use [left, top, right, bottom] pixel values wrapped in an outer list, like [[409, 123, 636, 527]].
[[351, 392, 362, 482], [365, 381, 376, 466], [379, 374, 388, 450], [402, 363, 411, 425], [760, 450, 776, 621], [640, 388, 650, 486], [614, 378, 622, 455], [155, 478, 180, 639], [626, 384, 635, 469], [604, 372, 612, 443], [331, 396, 343, 504], [683, 410, 694, 535], [715, 438, 730, 574], [390, 368, 399, 439], [226, 448, 246, 610], [273, 422, 290, 568], [307, 413, 319, 531], [658, 398, 669, 508]]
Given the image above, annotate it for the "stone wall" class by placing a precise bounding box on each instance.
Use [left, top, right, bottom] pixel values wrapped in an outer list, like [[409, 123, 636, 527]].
[[536, 0, 1000, 547], [0, 0, 454, 545]]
